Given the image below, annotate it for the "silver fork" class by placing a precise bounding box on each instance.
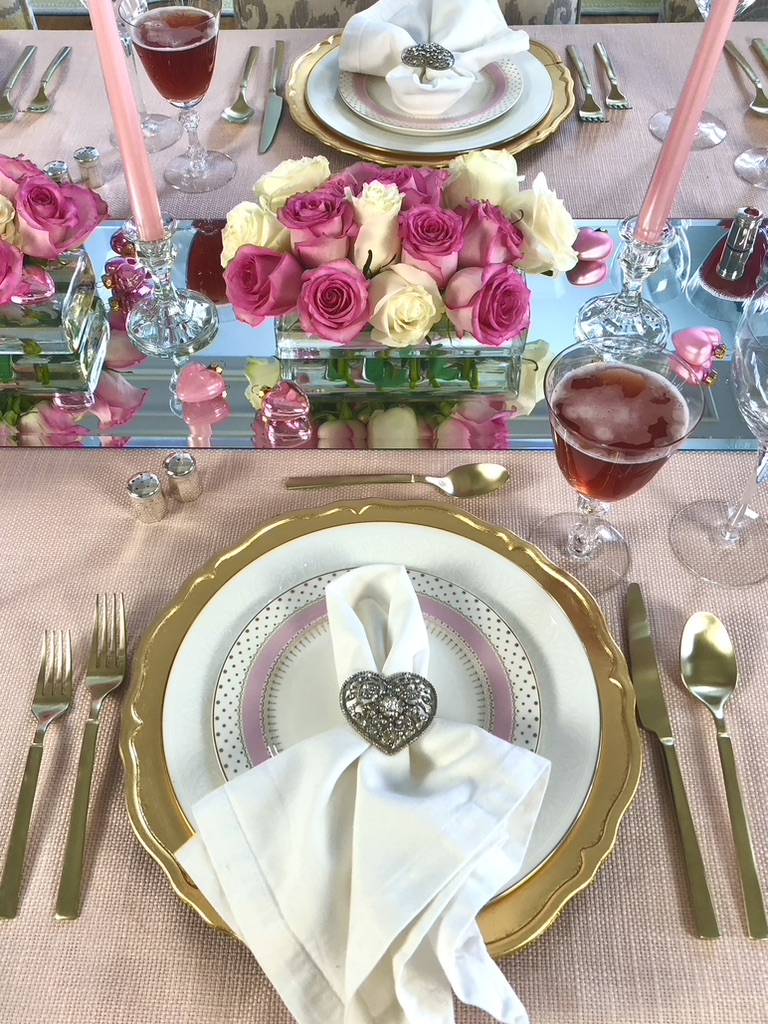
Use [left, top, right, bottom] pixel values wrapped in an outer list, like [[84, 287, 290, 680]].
[[594, 43, 632, 109], [24, 46, 72, 115], [566, 45, 606, 123], [56, 594, 127, 921], [0, 630, 73, 919]]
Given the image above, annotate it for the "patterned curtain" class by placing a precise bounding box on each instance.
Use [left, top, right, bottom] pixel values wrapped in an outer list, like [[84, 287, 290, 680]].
[[0, 0, 36, 29], [659, 0, 768, 20], [233, 0, 580, 28]]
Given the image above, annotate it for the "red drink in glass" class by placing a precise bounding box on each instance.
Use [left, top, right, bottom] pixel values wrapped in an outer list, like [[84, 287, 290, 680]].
[[549, 363, 690, 502], [133, 6, 217, 105]]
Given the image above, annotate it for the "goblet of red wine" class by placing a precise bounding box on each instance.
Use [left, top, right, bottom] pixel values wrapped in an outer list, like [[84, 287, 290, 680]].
[[121, 0, 235, 193], [531, 342, 705, 594]]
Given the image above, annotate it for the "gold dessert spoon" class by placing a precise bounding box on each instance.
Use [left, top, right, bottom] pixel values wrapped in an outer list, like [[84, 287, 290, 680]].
[[680, 612, 768, 939], [284, 462, 509, 498]]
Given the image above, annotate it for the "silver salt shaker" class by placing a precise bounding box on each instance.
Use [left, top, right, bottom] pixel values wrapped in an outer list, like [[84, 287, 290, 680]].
[[73, 146, 105, 189], [127, 472, 167, 523], [43, 160, 72, 184], [163, 452, 202, 503]]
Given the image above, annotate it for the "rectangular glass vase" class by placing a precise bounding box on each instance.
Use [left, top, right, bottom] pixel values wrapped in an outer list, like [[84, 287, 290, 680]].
[[276, 315, 524, 396], [0, 249, 109, 396]]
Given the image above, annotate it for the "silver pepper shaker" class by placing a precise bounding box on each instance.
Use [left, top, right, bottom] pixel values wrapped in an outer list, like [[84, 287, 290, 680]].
[[716, 207, 763, 282], [73, 146, 106, 189], [127, 472, 167, 523], [163, 452, 202, 503], [43, 160, 72, 184]]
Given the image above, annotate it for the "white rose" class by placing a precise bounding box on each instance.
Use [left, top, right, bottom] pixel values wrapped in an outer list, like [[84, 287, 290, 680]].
[[348, 181, 403, 275], [514, 340, 554, 416], [368, 263, 445, 348], [367, 406, 431, 449], [506, 173, 578, 275], [253, 156, 331, 212], [243, 357, 281, 410], [220, 199, 289, 267], [443, 149, 524, 209], [0, 195, 19, 245]]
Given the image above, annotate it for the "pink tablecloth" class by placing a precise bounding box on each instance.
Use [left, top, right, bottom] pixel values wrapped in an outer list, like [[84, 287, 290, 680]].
[[0, 445, 766, 1023]]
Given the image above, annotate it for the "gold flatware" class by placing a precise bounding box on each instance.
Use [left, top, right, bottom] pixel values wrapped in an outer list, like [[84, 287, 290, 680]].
[[0, 630, 73, 919], [0, 45, 36, 122], [626, 585, 719, 939], [594, 43, 632, 109], [24, 45, 72, 114], [566, 45, 606, 123], [284, 462, 509, 498], [752, 37, 768, 75], [724, 41, 768, 116], [222, 45, 260, 124], [680, 612, 768, 940], [56, 594, 127, 921], [259, 40, 285, 153]]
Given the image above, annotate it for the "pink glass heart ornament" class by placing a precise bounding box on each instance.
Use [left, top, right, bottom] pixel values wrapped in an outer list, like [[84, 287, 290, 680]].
[[10, 265, 56, 306], [566, 259, 610, 288], [671, 327, 725, 384], [261, 380, 311, 422], [176, 362, 228, 403], [573, 227, 615, 262]]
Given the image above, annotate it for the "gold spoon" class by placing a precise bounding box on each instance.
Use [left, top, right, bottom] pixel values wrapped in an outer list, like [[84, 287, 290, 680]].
[[680, 612, 768, 939], [284, 462, 509, 498], [221, 46, 260, 124]]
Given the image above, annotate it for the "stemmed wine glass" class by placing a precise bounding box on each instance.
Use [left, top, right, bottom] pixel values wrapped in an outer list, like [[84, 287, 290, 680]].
[[649, 0, 756, 149], [669, 285, 768, 585], [531, 342, 706, 594], [121, 0, 236, 193], [80, 0, 181, 153]]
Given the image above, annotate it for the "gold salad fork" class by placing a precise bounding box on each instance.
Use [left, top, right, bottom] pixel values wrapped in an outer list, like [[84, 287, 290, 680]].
[[24, 46, 72, 114], [594, 43, 632, 109], [566, 45, 606, 123], [56, 594, 127, 920], [0, 630, 73, 919]]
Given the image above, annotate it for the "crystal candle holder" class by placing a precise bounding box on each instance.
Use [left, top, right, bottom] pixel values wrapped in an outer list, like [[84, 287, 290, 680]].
[[122, 215, 219, 361]]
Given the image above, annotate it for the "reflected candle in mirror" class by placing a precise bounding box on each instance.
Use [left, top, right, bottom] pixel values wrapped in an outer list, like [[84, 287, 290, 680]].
[[133, 6, 218, 104]]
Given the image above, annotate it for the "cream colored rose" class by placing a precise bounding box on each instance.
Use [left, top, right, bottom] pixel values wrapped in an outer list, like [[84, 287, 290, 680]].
[[348, 181, 403, 275], [243, 357, 281, 410], [220, 199, 290, 267], [0, 195, 19, 245], [505, 173, 578, 275], [367, 406, 431, 449], [514, 340, 554, 416], [368, 263, 445, 348], [443, 150, 523, 209], [253, 156, 331, 212]]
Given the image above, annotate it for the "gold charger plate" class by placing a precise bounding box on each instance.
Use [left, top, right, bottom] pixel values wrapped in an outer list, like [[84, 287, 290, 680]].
[[121, 501, 641, 958], [285, 36, 575, 167]]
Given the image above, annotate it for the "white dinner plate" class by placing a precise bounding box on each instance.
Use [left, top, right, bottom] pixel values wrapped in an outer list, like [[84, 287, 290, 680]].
[[337, 58, 524, 137], [163, 521, 600, 893], [212, 569, 540, 777], [305, 46, 554, 156]]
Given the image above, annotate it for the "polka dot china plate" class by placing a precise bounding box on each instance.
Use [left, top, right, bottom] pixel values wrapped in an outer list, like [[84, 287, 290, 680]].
[[213, 570, 539, 780]]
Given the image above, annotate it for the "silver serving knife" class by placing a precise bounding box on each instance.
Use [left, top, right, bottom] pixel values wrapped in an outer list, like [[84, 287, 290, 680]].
[[259, 40, 285, 154], [626, 583, 720, 939], [0, 45, 37, 122]]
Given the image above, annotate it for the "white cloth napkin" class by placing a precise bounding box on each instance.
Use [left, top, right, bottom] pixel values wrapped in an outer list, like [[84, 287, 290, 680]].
[[177, 565, 550, 1024], [338, 0, 530, 117]]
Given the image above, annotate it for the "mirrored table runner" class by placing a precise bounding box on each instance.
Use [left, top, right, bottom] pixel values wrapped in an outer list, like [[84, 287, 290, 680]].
[[1, 218, 757, 450]]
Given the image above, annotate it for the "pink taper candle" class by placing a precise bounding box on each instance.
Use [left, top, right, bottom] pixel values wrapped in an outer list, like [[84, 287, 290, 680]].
[[88, 0, 164, 241], [635, 0, 741, 245]]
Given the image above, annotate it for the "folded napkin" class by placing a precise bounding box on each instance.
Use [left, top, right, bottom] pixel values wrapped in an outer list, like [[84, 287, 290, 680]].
[[177, 565, 550, 1024], [338, 0, 529, 117]]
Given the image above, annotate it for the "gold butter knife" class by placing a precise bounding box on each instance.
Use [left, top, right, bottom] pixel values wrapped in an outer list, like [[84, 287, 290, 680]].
[[626, 583, 720, 939]]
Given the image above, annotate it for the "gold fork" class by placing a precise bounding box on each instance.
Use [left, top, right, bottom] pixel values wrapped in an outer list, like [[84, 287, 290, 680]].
[[56, 594, 127, 921], [0, 630, 73, 919]]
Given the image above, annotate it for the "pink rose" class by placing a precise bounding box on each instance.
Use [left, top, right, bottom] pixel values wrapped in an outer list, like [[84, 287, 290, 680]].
[[434, 397, 514, 449], [456, 201, 524, 268], [344, 164, 449, 210], [444, 264, 531, 347], [15, 175, 108, 259], [297, 261, 370, 344], [0, 155, 40, 201], [399, 205, 464, 289], [278, 189, 357, 267], [90, 369, 149, 428], [0, 238, 23, 305], [225, 245, 304, 328]]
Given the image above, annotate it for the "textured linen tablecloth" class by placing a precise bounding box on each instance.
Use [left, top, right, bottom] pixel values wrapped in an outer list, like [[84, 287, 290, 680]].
[[0, 446, 767, 1024], [1, 23, 768, 220]]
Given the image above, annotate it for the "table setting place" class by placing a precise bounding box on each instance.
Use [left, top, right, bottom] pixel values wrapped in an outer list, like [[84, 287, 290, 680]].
[[2, 0, 768, 1022]]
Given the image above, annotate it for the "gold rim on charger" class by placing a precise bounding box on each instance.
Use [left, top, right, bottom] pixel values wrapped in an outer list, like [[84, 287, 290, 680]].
[[120, 501, 641, 958], [285, 36, 575, 167]]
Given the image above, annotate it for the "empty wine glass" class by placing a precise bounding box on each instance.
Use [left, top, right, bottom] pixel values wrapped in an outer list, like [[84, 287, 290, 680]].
[[80, 0, 181, 153], [669, 285, 768, 585], [121, 0, 236, 193], [649, 0, 756, 149], [532, 342, 706, 594]]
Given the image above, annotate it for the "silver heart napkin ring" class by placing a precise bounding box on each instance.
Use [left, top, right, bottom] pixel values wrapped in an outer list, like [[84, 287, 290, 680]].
[[340, 670, 438, 755], [401, 43, 456, 72]]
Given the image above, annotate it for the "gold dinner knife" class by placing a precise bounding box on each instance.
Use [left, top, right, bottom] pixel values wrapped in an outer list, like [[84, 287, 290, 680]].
[[626, 583, 720, 939]]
